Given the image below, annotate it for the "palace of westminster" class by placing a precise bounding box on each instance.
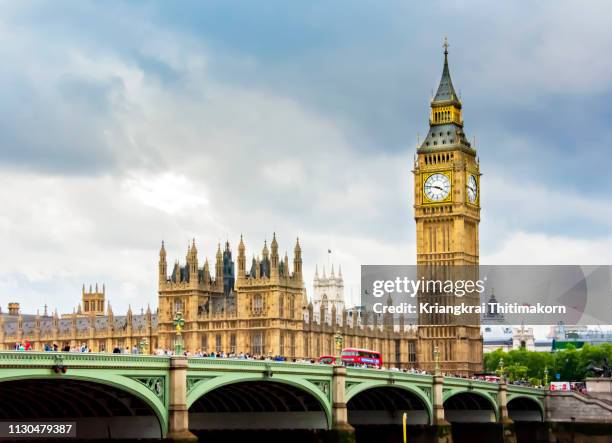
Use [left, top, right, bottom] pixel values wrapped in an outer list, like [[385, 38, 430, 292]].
[[0, 44, 483, 375]]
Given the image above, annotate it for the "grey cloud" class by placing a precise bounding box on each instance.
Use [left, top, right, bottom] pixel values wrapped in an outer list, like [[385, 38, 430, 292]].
[[1, 1, 612, 314]]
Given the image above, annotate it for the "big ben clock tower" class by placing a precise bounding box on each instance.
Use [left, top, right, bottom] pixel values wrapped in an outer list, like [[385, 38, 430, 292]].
[[414, 40, 483, 375]]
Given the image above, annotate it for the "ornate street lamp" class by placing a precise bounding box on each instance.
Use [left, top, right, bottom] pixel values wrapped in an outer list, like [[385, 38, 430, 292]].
[[173, 311, 185, 355], [139, 337, 149, 355], [544, 365, 549, 389], [333, 331, 344, 366], [498, 357, 505, 382]]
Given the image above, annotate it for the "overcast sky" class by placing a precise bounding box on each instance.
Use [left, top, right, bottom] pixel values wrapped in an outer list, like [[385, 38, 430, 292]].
[[1, 1, 612, 316]]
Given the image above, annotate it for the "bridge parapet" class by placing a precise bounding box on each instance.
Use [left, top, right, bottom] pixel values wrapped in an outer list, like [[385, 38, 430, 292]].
[[0, 350, 170, 369], [187, 357, 333, 375]]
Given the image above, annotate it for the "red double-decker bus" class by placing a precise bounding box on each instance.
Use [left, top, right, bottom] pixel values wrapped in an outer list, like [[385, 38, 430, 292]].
[[340, 348, 382, 368]]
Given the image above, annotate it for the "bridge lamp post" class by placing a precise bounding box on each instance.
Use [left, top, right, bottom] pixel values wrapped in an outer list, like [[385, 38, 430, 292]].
[[544, 365, 549, 389], [173, 311, 185, 356], [334, 331, 344, 366], [498, 357, 505, 382]]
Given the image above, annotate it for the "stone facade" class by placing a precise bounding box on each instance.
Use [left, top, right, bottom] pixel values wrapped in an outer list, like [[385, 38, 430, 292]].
[[156, 235, 419, 367], [546, 390, 612, 422], [0, 303, 157, 353]]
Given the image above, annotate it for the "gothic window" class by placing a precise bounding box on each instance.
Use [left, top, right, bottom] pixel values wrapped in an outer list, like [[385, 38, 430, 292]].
[[230, 333, 236, 354], [252, 294, 263, 315], [174, 300, 183, 315], [252, 331, 264, 355], [215, 334, 222, 353], [202, 334, 208, 352], [290, 333, 296, 358], [408, 341, 416, 363], [280, 333, 285, 356], [289, 296, 295, 319], [84, 301, 89, 311], [279, 296, 284, 318], [303, 335, 309, 357]]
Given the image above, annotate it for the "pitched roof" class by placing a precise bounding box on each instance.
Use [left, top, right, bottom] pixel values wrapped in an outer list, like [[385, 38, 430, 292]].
[[432, 45, 459, 104]]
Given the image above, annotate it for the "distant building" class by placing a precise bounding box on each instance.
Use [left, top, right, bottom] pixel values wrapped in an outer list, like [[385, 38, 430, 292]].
[[481, 325, 512, 352], [482, 324, 551, 353], [312, 264, 345, 324], [549, 323, 612, 351]]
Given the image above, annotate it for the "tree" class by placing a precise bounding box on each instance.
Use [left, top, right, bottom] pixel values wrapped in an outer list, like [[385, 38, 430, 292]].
[[483, 343, 612, 383]]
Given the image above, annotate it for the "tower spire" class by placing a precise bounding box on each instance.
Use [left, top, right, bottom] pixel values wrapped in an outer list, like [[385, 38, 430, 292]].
[[433, 37, 458, 104], [419, 39, 472, 152]]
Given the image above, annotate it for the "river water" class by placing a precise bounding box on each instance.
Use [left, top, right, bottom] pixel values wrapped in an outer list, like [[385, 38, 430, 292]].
[[33, 423, 610, 443]]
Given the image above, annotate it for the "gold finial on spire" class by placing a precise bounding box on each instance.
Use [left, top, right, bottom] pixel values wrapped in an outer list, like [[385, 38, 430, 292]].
[[443, 36, 449, 55]]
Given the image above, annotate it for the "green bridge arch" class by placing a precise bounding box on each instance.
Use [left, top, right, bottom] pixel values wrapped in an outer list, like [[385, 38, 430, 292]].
[[443, 388, 499, 422], [345, 380, 434, 424], [0, 371, 168, 436], [507, 394, 545, 420], [186, 372, 333, 429]]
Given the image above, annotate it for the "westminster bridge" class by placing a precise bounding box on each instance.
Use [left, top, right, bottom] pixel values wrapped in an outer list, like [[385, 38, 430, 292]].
[[2, 352, 612, 442]]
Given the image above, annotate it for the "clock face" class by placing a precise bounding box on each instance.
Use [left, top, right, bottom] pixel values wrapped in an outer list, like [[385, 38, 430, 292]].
[[424, 173, 451, 202], [467, 174, 478, 203]]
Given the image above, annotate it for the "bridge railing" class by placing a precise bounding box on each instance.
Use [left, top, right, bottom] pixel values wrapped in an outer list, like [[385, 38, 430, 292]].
[[0, 351, 170, 368], [187, 357, 334, 374]]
